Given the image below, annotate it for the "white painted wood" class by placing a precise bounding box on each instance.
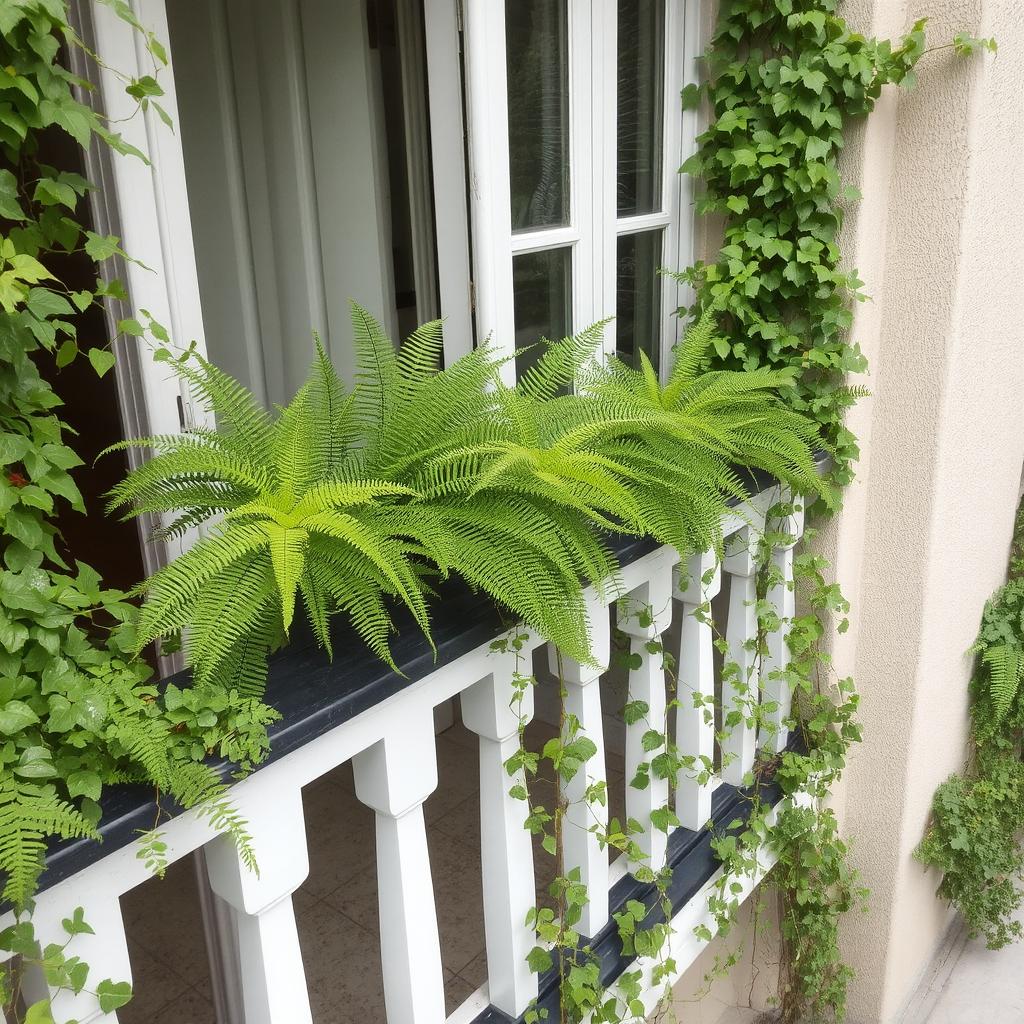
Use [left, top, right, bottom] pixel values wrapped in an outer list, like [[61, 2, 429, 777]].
[[658, 0, 700, 374], [673, 550, 721, 830], [353, 712, 445, 1024], [761, 502, 805, 753], [87, 0, 212, 565], [423, 0, 475, 362], [19, 884, 131, 1023], [462, 0, 516, 378], [461, 653, 539, 1017], [204, 779, 312, 1024], [546, 589, 611, 936], [618, 561, 674, 875], [567, 0, 597, 337], [595, 0, 618, 358], [721, 526, 760, 787]]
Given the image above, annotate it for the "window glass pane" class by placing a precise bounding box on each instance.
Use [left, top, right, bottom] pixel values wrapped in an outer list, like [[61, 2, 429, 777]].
[[617, 0, 665, 216], [513, 247, 572, 380], [616, 230, 663, 371], [506, 0, 570, 231]]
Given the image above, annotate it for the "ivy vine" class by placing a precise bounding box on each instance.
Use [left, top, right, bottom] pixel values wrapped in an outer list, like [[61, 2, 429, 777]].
[[916, 501, 1024, 949], [680, 0, 994, 487]]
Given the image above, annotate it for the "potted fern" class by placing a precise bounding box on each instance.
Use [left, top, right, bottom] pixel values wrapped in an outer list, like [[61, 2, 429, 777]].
[[109, 303, 824, 698]]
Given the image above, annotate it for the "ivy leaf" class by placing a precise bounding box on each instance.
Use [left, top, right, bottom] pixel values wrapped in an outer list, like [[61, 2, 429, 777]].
[[681, 82, 702, 111], [15, 745, 58, 778], [88, 347, 116, 378], [27, 288, 74, 319], [55, 339, 78, 367], [62, 907, 95, 938], [0, 699, 39, 733], [526, 946, 553, 974], [96, 979, 133, 1013], [0, 168, 23, 220], [67, 770, 102, 801], [23, 1003, 55, 1024], [83, 231, 121, 262]]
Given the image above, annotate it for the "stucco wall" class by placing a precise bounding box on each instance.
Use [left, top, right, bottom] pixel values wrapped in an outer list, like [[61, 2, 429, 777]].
[[673, 1, 1024, 1020], [826, 0, 1024, 1020]]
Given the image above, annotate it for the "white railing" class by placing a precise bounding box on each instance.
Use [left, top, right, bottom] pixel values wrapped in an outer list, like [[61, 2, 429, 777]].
[[1, 480, 804, 1024]]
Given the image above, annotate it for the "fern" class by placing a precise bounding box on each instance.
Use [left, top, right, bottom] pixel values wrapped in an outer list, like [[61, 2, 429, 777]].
[[969, 577, 1024, 722], [0, 779, 96, 909], [112, 302, 825, 686]]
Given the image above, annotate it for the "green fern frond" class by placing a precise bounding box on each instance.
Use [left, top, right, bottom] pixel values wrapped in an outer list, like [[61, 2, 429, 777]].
[[0, 779, 96, 909]]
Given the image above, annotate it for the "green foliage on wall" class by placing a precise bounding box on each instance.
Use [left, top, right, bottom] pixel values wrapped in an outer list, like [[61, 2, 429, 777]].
[[917, 502, 1024, 948], [679, 0, 927, 484]]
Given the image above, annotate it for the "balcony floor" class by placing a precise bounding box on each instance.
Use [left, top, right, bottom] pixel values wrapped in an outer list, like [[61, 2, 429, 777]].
[[118, 715, 629, 1024]]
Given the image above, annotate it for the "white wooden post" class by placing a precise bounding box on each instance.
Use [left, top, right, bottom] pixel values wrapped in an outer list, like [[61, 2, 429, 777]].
[[461, 652, 539, 1017], [761, 502, 805, 753], [352, 711, 446, 1024], [204, 776, 313, 1024], [722, 526, 760, 787], [19, 881, 132, 1023], [618, 561, 674, 875], [673, 550, 721, 831], [547, 589, 611, 937]]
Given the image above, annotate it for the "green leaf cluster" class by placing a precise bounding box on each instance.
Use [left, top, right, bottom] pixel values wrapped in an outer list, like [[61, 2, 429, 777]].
[[679, 0, 929, 484], [916, 501, 1024, 949]]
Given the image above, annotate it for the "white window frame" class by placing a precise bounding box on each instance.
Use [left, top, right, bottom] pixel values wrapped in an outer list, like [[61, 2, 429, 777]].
[[463, 0, 704, 381]]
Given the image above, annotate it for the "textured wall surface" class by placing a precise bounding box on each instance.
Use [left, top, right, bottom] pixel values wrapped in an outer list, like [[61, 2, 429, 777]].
[[828, 0, 1024, 1020], [672, 1, 1024, 1020]]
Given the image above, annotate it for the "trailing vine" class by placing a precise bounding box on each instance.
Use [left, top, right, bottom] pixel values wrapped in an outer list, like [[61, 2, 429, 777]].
[[916, 500, 1024, 949], [671, 4, 994, 1021]]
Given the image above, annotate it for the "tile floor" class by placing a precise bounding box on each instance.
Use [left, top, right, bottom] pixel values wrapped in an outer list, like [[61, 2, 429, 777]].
[[118, 715, 628, 1024]]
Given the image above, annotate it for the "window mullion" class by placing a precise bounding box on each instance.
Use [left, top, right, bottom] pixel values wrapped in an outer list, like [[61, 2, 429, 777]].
[[463, 0, 517, 383], [661, 0, 702, 376], [596, 0, 618, 358], [568, 0, 595, 342]]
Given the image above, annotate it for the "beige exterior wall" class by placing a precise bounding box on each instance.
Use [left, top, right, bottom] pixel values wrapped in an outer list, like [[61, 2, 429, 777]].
[[674, 0, 1024, 1020], [825, 0, 1024, 1019]]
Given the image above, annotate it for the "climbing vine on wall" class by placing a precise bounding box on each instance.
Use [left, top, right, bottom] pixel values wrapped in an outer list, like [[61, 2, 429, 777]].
[[673, 3, 993, 1021], [916, 500, 1024, 949], [679, 0, 993, 486]]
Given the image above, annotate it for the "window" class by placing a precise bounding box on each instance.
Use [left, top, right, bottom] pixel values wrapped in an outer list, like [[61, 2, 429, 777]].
[[463, 0, 701, 382]]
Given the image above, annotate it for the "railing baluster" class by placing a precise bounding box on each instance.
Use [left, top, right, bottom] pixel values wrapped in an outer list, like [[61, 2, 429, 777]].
[[205, 777, 313, 1024], [618, 562, 674, 874], [352, 711, 446, 1024], [461, 651, 538, 1017], [19, 882, 132, 1023], [547, 589, 611, 937], [762, 501, 805, 753], [722, 525, 760, 787], [673, 550, 721, 831]]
